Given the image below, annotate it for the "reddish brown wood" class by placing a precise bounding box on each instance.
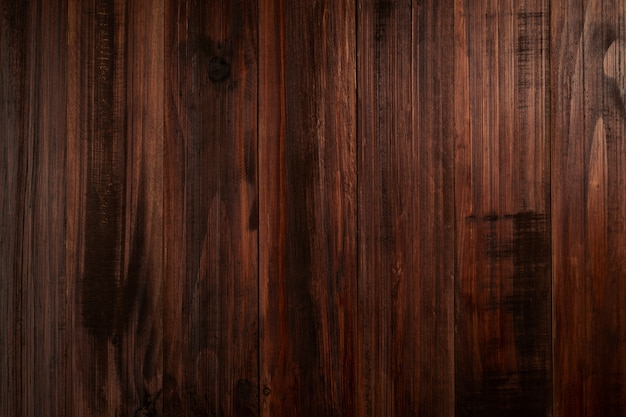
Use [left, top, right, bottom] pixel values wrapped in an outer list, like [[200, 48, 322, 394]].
[[411, 2, 456, 414], [357, 0, 455, 415], [454, 1, 552, 415], [258, 0, 357, 415], [66, 0, 163, 415], [164, 0, 259, 415], [552, 0, 626, 415], [0, 1, 67, 415], [8, 2, 626, 415]]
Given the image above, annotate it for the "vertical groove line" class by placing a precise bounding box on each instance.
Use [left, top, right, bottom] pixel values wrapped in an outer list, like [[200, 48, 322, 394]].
[[354, 0, 360, 411], [256, 1, 261, 415], [451, 0, 457, 413], [548, 0, 554, 416]]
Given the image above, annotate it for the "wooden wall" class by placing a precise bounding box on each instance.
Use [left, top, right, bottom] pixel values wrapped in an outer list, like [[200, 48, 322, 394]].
[[1, 0, 625, 416]]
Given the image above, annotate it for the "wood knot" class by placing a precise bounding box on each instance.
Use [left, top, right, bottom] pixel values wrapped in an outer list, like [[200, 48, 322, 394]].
[[208, 57, 231, 82]]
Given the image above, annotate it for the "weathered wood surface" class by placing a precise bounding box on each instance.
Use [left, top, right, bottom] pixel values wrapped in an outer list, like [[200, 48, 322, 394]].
[[2, 1, 626, 416], [258, 0, 357, 415], [164, 0, 259, 416], [357, 0, 455, 415], [66, 0, 164, 415], [552, 0, 626, 415], [1, 0, 164, 415], [1, 1, 67, 416], [454, 1, 553, 416]]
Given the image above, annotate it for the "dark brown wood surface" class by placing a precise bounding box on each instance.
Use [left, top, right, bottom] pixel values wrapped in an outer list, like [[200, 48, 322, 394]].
[[1, 1, 66, 415], [552, 0, 626, 415], [67, 0, 163, 415], [258, 1, 357, 415], [2, 1, 626, 416], [164, 0, 258, 416], [357, 1, 454, 415], [454, 1, 553, 416]]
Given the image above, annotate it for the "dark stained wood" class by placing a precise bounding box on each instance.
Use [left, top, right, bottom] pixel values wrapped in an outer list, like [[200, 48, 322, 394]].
[[411, 2, 456, 414], [454, 1, 552, 416], [66, 0, 163, 415], [552, 0, 626, 415], [0, 1, 67, 415], [357, 0, 455, 415], [7, 2, 626, 415], [258, 0, 357, 415], [163, 0, 259, 415]]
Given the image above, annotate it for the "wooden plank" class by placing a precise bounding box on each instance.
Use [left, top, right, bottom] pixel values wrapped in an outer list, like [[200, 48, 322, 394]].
[[454, 0, 552, 415], [357, 3, 413, 413], [410, 2, 456, 414], [552, 0, 626, 415], [258, 0, 357, 415], [66, 0, 163, 414], [0, 1, 67, 415], [357, 0, 455, 415], [1, 4, 31, 415], [163, 0, 259, 415]]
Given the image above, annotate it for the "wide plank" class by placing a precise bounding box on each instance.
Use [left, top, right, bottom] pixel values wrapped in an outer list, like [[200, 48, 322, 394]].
[[454, 1, 552, 415], [258, 0, 357, 415], [163, 0, 259, 415], [357, 0, 455, 415], [552, 0, 626, 415], [66, 0, 163, 414]]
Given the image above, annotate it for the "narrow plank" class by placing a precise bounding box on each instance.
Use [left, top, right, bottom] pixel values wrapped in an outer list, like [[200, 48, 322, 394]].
[[1, 4, 31, 415], [163, 0, 259, 415], [258, 0, 357, 415], [357, 0, 455, 415], [66, 0, 163, 414], [552, 0, 626, 415], [0, 1, 67, 415], [124, 2, 164, 414], [357, 3, 413, 413], [454, 0, 552, 415], [411, 2, 456, 414]]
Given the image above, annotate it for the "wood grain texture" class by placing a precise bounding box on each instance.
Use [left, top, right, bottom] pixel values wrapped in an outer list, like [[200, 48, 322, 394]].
[[258, 0, 357, 415], [0, 1, 67, 415], [163, 0, 259, 415], [552, 0, 626, 415], [357, 0, 455, 415], [66, 0, 163, 415], [454, 1, 552, 416], [7, 2, 626, 415]]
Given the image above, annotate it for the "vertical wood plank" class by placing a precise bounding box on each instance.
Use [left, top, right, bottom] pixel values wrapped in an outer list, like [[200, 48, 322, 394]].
[[163, 0, 259, 415], [357, 2, 413, 413], [411, 2, 456, 415], [258, 0, 357, 415], [0, 1, 67, 415], [552, 0, 626, 415], [1, 3, 31, 415], [67, 0, 163, 415], [454, 0, 552, 415], [125, 2, 164, 414], [357, 0, 455, 415]]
